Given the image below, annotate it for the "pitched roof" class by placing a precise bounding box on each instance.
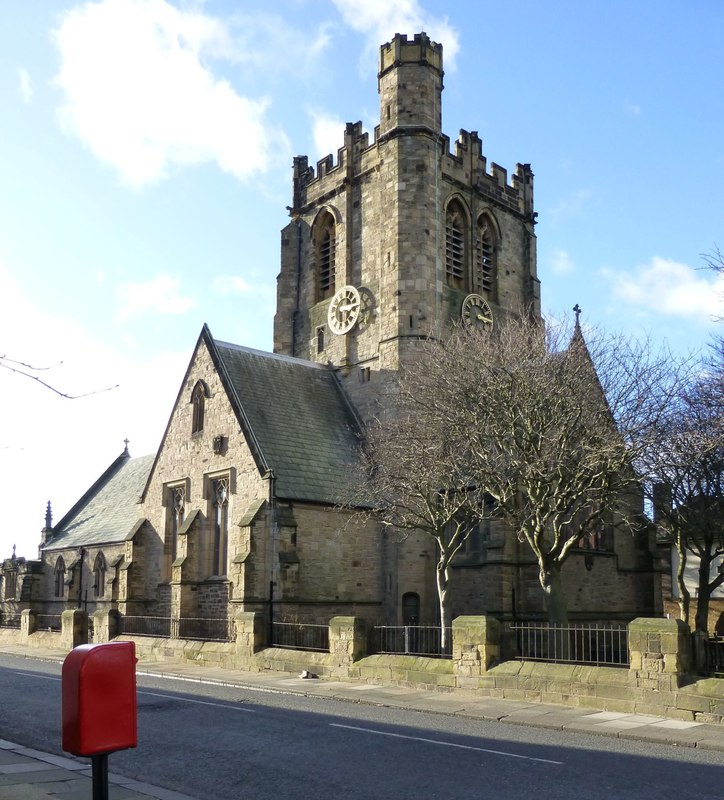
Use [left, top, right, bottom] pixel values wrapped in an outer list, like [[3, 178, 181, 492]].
[[44, 453, 153, 551], [209, 332, 363, 505]]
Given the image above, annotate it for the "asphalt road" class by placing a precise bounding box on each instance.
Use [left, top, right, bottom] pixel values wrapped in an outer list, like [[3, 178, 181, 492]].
[[0, 654, 722, 800]]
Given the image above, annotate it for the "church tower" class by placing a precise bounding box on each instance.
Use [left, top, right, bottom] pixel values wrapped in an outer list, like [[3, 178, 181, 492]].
[[274, 32, 540, 418]]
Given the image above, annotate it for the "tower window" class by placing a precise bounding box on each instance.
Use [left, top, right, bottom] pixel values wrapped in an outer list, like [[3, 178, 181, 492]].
[[445, 201, 468, 290], [316, 326, 325, 354], [314, 210, 336, 301], [477, 217, 498, 300]]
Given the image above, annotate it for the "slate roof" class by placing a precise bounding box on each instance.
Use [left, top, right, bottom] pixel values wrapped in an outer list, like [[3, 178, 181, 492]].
[[44, 453, 154, 551], [210, 335, 363, 505]]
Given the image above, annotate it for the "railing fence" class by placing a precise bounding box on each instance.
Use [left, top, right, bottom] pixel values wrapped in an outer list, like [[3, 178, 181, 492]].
[[509, 621, 629, 667], [368, 625, 453, 659], [270, 621, 329, 652]]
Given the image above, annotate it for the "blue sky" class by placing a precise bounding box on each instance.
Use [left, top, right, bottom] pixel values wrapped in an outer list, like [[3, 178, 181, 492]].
[[2, 0, 723, 560]]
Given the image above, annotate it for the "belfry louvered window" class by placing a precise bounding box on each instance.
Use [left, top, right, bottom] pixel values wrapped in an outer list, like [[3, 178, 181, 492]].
[[315, 211, 336, 301], [477, 219, 497, 299], [445, 202, 467, 289]]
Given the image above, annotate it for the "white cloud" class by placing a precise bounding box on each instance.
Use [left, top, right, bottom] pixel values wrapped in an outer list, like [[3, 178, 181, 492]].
[[624, 101, 642, 116], [17, 67, 32, 104], [606, 256, 724, 320], [548, 248, 575, 276], [52, 0, 287, 188], [117, 275, 195, 318], [309, 109, 345, 160], [331, 0, 460, 69]]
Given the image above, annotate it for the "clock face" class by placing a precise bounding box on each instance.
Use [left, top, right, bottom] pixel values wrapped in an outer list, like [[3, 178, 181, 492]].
[[327, 285, 362, 335], [461, 294, 493, 330]]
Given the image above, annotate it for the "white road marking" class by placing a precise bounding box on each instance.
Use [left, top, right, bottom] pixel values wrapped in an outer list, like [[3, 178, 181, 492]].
[[330, 723, 563, 765], [138, 690, 255, 712], [14, 671, 60, 681], [13, 671, 254, 713]]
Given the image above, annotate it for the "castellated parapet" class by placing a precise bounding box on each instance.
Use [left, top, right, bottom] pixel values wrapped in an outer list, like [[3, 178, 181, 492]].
[[275, 32, 539, 421]]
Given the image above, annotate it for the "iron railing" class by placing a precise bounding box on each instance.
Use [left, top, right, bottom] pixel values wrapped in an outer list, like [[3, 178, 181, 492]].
[[0, 611, 22, 628], [270, 621, 329, 652], [119, 615, 171, 638], [176, 617, 234, 642], [118, 615, 233, 641], [509, 622, 629, 667], [369, 625, 453, 659], [695, 634, 724, 676], [35, 614, 62, 632]]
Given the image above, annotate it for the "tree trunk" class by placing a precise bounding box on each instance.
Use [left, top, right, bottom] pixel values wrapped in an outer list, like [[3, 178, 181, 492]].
[[675, 535, 690, 625], [436, 561, 452, 651], [694, 558, 712, 633], [539, 561, 568, 625]]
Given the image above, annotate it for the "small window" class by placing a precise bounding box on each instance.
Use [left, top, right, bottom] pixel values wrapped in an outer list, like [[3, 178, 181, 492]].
[[316, 326, 325, 354], [54, 557, 66, 598], [93, 553, 106, 598], [191, 381, 207, 434]]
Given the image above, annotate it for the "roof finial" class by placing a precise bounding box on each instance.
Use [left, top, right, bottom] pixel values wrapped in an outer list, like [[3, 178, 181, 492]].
[[573, 303, 582, 328], [45, 501, 52, 530], [123, 438, 130, 455], [11, 544, 16, 562]]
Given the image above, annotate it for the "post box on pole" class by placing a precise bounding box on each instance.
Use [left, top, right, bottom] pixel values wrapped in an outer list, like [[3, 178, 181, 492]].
[[62, 641, 137, 800]]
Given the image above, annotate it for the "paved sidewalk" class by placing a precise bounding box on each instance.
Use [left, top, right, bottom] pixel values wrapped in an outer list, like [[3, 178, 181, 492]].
[[0, 738, 197, 800], [1, 642, 722, 798]]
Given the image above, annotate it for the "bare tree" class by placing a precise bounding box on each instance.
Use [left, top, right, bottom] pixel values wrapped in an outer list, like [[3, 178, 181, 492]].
[[356, 385, 486, 649], [0, 354, 118, 398], [373, 311, 688, 625], [645, 351, 724, 631]]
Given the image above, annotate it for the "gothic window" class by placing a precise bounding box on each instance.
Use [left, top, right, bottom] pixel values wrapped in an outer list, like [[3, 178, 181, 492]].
[[5, 570, 16, 599], [316, 326, 325, 354], [191, 381, 208, 434], [93, 553, 106, 598], [211, 477, 229, 577], [476, 216, 498, 300], [445, 200, 468, 290], [314, 210, 336, 302], [54, 557, 66, 598], [168, 485, 185, 567], [576, 508, 613, 553]]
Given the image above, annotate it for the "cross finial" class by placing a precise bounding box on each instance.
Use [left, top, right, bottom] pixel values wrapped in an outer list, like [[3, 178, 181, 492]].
[[123, 438, 130, 455], [573, 303, 582, 326]]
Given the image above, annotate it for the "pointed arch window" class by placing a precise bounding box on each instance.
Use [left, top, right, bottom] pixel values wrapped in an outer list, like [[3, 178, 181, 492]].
[[211, 476, 229, 577], [93, 553, 106, 598], [314, 210, 336, 302], [445, 200, 468, 290], [191, 381, 207, 434], [476, 216, 498, 300], [54, 557, 66, 598], [169, 485, 185, 566]]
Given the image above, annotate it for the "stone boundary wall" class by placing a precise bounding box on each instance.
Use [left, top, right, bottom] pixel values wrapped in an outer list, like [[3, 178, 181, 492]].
[[2, 612, 721, 723]]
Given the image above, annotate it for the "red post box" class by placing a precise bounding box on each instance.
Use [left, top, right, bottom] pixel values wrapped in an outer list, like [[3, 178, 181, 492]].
[[62, 641, 138, 756]]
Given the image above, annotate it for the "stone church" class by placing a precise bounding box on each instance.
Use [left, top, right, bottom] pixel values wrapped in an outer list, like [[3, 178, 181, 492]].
[[0, 33, 661, 633]]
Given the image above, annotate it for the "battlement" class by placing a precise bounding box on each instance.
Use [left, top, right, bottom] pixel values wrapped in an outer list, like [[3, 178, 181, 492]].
[[378, 32, 443, 79], [443, 128, 535, 218]]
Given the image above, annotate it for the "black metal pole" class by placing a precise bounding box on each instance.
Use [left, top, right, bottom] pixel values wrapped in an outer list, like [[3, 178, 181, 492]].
[[91, 754, 108, 800]]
